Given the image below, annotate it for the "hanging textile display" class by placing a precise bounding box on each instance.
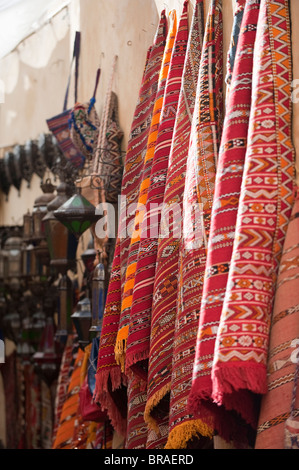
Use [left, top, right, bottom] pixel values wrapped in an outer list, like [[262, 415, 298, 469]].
[[124, 3, 189, 449], [255, 190, 299, 449], [136, 0, 204, 444], [127, 0, 189, 385], [94, 11, 167, 437], [162, 0, 209, 449], [188, 0, 261, 447], [161, 0, 223, 445], [115, 10, 177, 374], [210, 0, 295, 437]]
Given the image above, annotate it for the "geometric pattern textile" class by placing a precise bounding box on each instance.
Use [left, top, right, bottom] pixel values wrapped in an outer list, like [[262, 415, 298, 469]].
[[211, 0, 295, 432], [115, 11, 177, 373], [173, 0, 223, 443], [126, 2, 189, 385], [255, 193, 299, 449], [94, 12, 167, 437], [188, 0, 261, 446], [157, 0, 205, 448], [52, 348, 85, 449]]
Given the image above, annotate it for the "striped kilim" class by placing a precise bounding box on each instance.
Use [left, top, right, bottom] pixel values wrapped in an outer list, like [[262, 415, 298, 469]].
[[188, 0, 261, 446], [52, 335, 75, 445], [149, 0, 205, 448], [169, 0, 223, 445], [53, 347, 86, 449], [211, 0, 295, 434], [126, 1, 189, 385], [114, 11, 177, 372], [125, 372, 148, 449], [125, 372, 169, 449], [94, 12, 167, 436], [255, 192, 299, 449]]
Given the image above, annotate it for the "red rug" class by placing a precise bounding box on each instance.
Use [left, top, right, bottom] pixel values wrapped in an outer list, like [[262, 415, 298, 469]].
[[94, 11, 167, 437]]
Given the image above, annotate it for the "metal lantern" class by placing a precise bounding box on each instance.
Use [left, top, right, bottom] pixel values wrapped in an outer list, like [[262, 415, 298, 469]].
[[31, 179, 56, 242], [25, 139, 47, 180], [38, 133, 58, 172], [21, 243, 42, 279], [90, 255, 106, 337], [71, 297, 92, 350], [0, 248, 8, 280], [3, 304, 21, 344], [55, 274, 73, 342], [0, 158, 11, 199], [43, 182, 78, 274], [18, 143, 33, 188], [53, 191, 99, 240], [33, 315, 61, 386], [4, 231, 23, 280], [23, 210, 33, 242], [5, 150, 22, 194], [81, 236, 96, 274]]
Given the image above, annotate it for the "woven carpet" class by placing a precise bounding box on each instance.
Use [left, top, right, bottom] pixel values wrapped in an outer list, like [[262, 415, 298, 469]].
[[255, 192, 299, 449], [94, 11, 167, 437], [126, 1, 189, 386], [143, 0, 205, 448], [115, 11, 177, 373], [167, 0, 223, 445], [187, 0, 261, 447], [211, 0, 295, 436], [53, 347, 86, 449]]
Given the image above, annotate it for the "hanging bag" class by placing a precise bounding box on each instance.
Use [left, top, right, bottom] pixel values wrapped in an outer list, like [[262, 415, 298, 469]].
[[69, 68, 101, 160], [46, 31, 85, 169]]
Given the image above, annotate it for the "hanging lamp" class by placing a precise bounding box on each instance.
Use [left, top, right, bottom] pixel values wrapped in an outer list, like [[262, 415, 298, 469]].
[[53, 189, 100, 240], [71, 297, 92, 350]]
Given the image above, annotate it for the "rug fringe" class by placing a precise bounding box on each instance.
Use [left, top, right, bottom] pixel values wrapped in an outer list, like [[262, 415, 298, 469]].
[[165, 419, 214, 449], [212, 363, 267, 404], [93, 366, 122, 401], [98, 390, 127, 438], [188, 382, 256, 447], [126, 347, 149, 372], [144, 383, 171, 433]]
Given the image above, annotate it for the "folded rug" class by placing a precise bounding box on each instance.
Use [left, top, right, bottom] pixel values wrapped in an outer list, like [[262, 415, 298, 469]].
[[211, 0, 295, 433], [93, 11, 167, 436], [187, 0, 261, 447], [115, 10, 177, 372], [126, 1, 189, 388], [167, 0, 223, 445], [255, 191, 299, 449], [142, 0, 205, 448]]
